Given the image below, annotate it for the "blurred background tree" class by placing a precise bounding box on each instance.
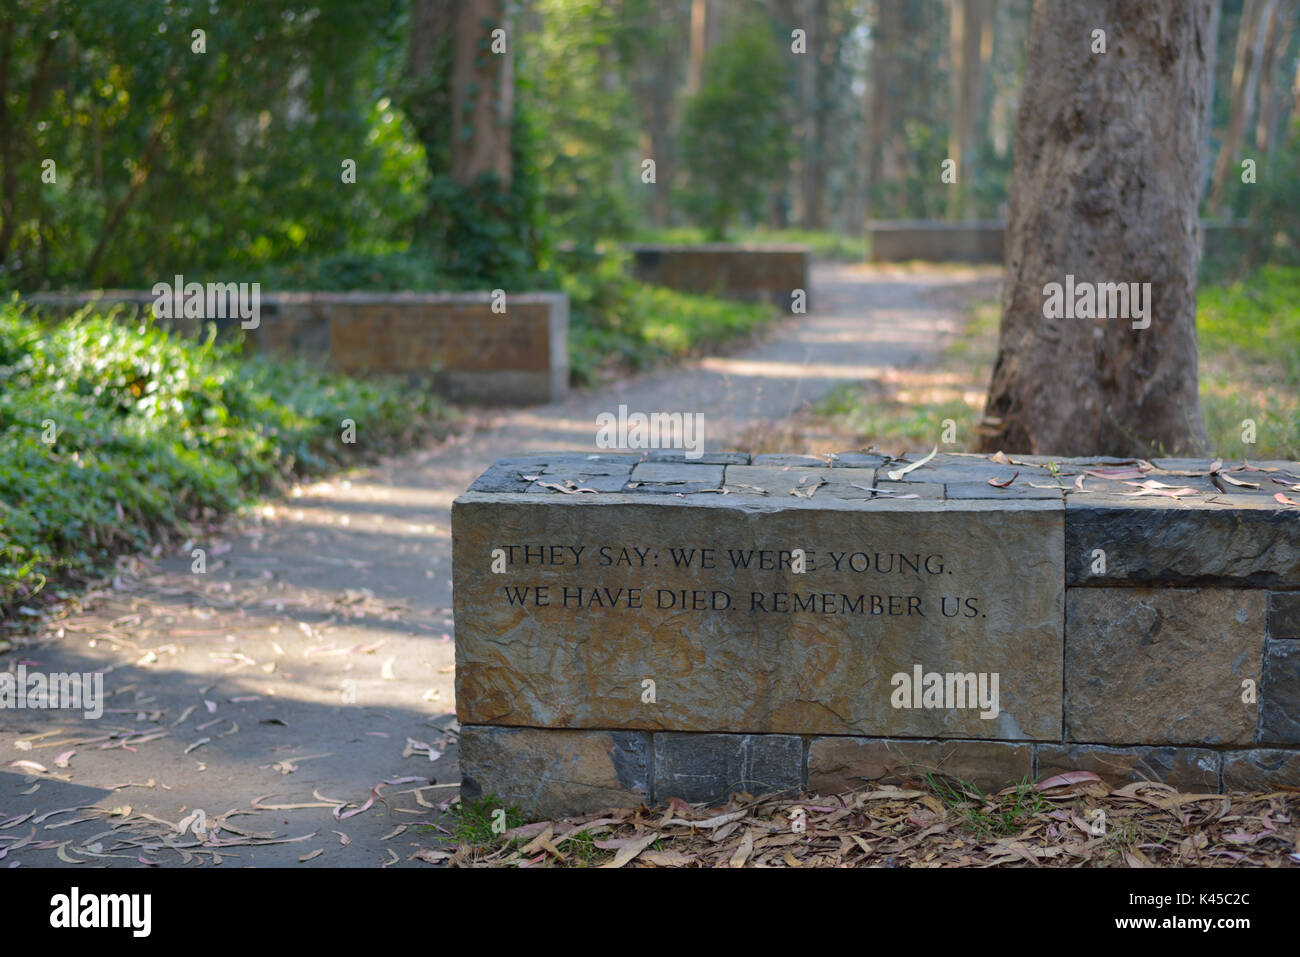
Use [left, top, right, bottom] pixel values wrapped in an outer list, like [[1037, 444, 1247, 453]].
[[0, 0, 1296, 291], [678, 24, 792, 239], [1, 0, 421, 289]]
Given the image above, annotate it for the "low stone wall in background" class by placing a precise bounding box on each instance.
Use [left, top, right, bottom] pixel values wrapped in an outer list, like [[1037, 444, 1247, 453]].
[[25, 290, 569, 406], [625, 244, 811, 312], [867, 220, 1250, 264], [868, 221, 1006, 263], [453, 451, 1300, 816]]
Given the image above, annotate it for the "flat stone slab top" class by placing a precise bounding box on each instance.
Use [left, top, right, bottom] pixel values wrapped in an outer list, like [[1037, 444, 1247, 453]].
[[455, 451, 1068, 741]]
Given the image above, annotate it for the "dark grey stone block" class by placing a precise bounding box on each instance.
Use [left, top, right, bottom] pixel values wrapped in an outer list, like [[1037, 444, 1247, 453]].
[[468, 461, 552, 493], [628, 462, 725, 493], [458, 726, 650, 817], [1035, 744, 1220, 791], [646, 450, 750, 465], [751, 454, 831, 467], [1261, 640, 1300, 745], [1064, 588, 1264, 746], [1270, 592, 1300, 639], [653, 733, 803, 804], [1223, 749, 1300, 790], [1065, 497, 1300, 586], [872, 481, 945, 499], [542, 460, 635, 477], [829, 452, 889, 469], [526, 474, 629, 494], [944, 481, 1064, 500]]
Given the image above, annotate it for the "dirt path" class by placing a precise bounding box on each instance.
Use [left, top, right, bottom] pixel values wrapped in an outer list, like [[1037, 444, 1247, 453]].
[[0, 263, 998, 867]]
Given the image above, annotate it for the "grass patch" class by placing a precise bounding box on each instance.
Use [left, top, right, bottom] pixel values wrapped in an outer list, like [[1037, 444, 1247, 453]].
[[442, 795, 624, 866], [807, 267, 1300, 460], [446, 794, 529, 847], [1196, 265, 1300, 459], [0, 300, 448, 618], [926, 772, 1048, 840], [563, 829, 616, 867], [800, 297, 998, 454]]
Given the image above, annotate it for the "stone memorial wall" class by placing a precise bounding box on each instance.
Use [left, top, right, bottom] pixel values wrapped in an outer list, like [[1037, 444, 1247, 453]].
[[626, 244, 811, 312], [453, 451, 1300, 816], [866, 220, 1249, 264], [26, 290, 569, 405]]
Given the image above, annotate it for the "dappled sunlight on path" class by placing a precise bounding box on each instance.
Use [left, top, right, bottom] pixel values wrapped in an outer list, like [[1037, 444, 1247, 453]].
[[1, 263, 997, 867]]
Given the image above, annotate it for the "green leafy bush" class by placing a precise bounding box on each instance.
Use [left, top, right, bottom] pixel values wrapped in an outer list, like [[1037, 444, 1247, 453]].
[[0, 300, 446, 615], [678, 26, 793, 240], [253, 251, 452, 292], [563, 249, 775, 385]]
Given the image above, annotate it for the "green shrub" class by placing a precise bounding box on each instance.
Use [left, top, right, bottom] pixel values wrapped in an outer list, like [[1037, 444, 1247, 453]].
[[679, 26, 793, 240], [252, 251, 451, 292], [0, 300, 446, 615], [563, 249, 775, 385]]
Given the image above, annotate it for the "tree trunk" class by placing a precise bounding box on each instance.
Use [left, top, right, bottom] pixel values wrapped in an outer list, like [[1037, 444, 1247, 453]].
[[705, 0, 724, 49], [946, 0, 994, 220], [688, 0, 707, 95], [1206, 0, 1276, 215], [801, 0, 833, 230], [628, 1, 687, 227], [987, 0, 1030, 163], [1197, 0, 1222, 211], [976, 0, 1214, 457], [1254, 0, 1294, 165], [769, 0, 802, 226], [450, 0, 512, 187], [1294, 44, 1300, 116], [406, 0, 455, 181], [866, 0, 906, 220], [644, 69, 673, 226], [1292, 43, 1300, 129], [793, 0, 816, 226]]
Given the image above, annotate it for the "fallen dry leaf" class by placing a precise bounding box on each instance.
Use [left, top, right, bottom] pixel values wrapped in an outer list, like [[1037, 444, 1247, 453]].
[[887, 445, 938, 481], [600, 831, 660, 869], [1035, 771, 1103, 791]]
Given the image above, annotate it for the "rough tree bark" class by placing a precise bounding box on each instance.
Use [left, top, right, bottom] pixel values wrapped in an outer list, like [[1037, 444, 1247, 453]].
[[976, 0, 1214, 457]]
